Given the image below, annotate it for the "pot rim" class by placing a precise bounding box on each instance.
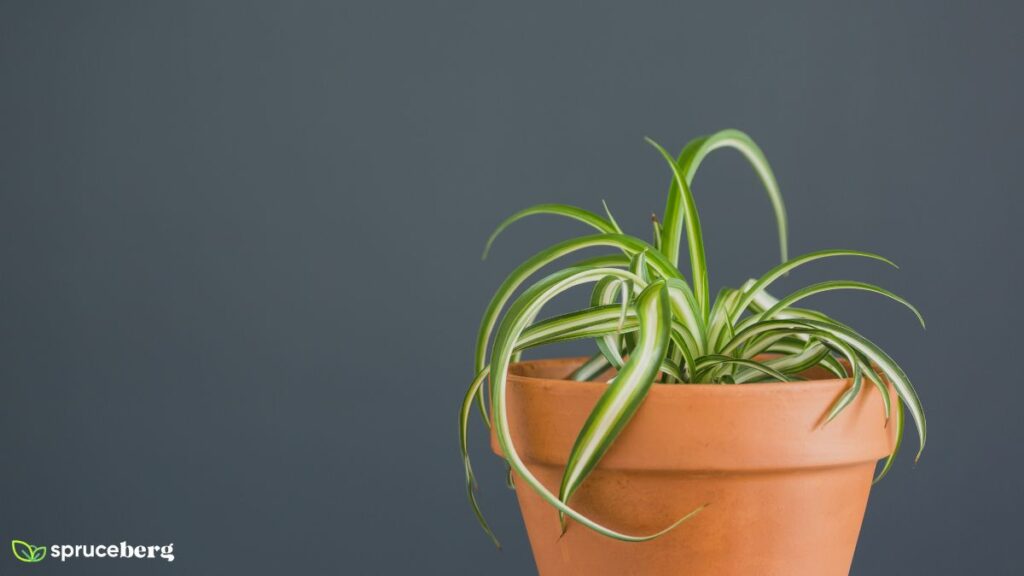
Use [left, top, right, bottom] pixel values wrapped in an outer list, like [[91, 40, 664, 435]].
[[509, 355, 859, 394], [494, 356, 896, 471]]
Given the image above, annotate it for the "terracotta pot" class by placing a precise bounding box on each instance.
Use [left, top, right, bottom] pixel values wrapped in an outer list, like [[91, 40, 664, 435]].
[[490, 357, 897, 576]]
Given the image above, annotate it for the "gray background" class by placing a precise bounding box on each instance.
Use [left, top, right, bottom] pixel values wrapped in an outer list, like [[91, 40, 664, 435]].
[[1, 1, 1020, 574]]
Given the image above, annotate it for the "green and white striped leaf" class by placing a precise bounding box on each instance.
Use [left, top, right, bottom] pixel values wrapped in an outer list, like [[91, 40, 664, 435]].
[[601, 200, 626, 234], [646, 138, 710, 318], [482, 204, 618, 260], [661, 130, 788, 267], [797, 319, 926, 460], [459, 367, 499, 547], [722, 319, 924, 459], [490, 267, 702, 541], [752, 280, 925, 329], [669, 322, 699, 382], [860, 359, 892, 421], [824, 356, 863, 424], [558, 282, 673, 521], [472, 250, 632, 424], [475, 234, 677, 373], [874, 398, 904, 484], [665, 278, 706, 353], [707, 288, 741, 354], [517, 303, 641, 351], [731, 250, 897, 325], [658, 130, 788, 271], [589, 277, 632, 369]]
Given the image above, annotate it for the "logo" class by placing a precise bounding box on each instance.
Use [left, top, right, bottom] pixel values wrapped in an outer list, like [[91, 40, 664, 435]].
[[10, 539, 174, 564], [11, 540, 47, 563]]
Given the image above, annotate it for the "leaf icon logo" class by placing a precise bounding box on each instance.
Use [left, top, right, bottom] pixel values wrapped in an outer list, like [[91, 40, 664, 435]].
[[11, 540, 47, 563]]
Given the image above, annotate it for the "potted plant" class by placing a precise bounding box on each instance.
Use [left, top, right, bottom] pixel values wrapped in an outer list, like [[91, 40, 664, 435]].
[[459, 129, 925, 575]]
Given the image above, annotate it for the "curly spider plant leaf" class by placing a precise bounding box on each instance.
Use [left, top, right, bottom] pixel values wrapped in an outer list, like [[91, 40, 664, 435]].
[[746, 303, 893, 421], [482, 203, 619, 260], [557, 282, 673, 529], [462, 299, 653, 547], [472, 250, 630, 422], [462, 298, 653, 547], [860, 360, 893, 421], [750, 280, 925, 329], [660, 129, 788, 270], [824, 353, 864, 424], [471, 237, 680, 421], [590, 277, 632, 370], [740, 299, 848, 378], [489, 267, 703, 541], [646, 137, 710, 318], [874, 397, 904, 484], [475, 235, 678, 374], [730, 249, 898, 325], [459, 366, 499, 547], [516, 304, 640, 349], [722, 319, 925, 459], [797, 319, 926, 461]]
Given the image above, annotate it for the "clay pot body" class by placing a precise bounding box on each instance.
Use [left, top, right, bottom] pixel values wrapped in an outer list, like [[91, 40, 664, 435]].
[[490, 357, 896, 576]]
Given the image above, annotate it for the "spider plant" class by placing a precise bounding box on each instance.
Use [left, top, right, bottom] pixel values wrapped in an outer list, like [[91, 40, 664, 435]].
[[460, 129, 925, 547]]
